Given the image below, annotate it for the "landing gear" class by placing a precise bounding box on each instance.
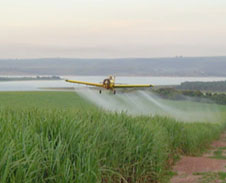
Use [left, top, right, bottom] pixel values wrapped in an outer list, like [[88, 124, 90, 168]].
[[113, 90, 116, 95], [99, 90, 102, 94]]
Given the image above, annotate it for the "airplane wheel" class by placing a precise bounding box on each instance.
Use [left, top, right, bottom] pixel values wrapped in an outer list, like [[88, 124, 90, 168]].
[[99, 90, 102, 94], [113, 90, 116, 95]]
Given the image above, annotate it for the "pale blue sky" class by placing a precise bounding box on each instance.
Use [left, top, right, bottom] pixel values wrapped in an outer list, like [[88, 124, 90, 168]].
[[0, 0, 226, 58]]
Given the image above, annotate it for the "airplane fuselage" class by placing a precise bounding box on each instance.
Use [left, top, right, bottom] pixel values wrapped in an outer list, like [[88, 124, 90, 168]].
[[103, 76, 115, 90]]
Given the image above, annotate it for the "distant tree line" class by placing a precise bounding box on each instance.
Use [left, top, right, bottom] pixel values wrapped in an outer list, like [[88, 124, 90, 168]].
[[153, 88, 226, 105], [176, 81, 226, 92], [1, 57, 226, 76]]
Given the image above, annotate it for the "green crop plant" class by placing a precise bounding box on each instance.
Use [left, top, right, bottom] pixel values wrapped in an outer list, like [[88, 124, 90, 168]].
[[0, 91, 225, 183]]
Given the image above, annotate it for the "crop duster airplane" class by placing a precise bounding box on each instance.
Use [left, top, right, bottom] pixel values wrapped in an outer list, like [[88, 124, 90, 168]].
[[65, 76, 153, 94]]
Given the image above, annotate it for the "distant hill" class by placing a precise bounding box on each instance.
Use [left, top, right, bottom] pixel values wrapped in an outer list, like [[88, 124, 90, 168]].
[[1, 56, 226, 76]]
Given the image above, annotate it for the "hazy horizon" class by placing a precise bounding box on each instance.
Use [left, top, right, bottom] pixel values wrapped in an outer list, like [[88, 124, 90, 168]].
[[1, 0, 226, 58], [1, 55, 226, 60]]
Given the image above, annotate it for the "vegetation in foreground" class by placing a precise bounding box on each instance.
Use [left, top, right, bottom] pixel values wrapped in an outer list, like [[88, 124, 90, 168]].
[[0, 92, 226, 183], [193, 172, 226, 183]]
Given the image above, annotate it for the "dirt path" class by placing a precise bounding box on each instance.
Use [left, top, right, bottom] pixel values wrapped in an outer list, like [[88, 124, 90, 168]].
[[170, 133, 226, 183]]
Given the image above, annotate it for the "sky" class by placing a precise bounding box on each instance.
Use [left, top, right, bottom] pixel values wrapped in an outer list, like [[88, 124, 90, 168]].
[[0, 0, 226, 58]]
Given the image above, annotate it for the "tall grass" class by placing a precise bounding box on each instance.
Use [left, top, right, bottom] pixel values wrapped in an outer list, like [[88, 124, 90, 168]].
[[0, 92, 225, 182]]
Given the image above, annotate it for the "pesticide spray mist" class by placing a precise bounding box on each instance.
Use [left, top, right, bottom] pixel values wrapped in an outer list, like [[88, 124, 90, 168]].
[[76, 88, 222, 122]]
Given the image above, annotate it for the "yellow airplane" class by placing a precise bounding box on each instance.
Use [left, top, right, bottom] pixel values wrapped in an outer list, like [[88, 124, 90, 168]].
[[65, 76, 153, 94]]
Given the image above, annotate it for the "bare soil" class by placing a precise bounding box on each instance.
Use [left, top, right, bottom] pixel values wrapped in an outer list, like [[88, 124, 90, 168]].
[[171, 133, 226, 183]]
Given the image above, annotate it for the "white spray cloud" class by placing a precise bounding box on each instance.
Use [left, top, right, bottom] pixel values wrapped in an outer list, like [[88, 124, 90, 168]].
[[76, 88, 222, 122]]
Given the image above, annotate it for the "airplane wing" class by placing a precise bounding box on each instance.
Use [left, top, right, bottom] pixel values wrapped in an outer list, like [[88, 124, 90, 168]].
[[65, 79, 103, 87], [114, 84, 153, 88]]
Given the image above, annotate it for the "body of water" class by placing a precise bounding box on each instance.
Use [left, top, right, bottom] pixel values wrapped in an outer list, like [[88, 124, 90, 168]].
[[0, 76, 226, 91]]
